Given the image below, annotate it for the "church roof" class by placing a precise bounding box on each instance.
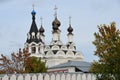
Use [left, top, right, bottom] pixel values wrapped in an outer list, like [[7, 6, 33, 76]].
[[26, 9, 42, 43], [26, 38, 42, 44], [68, 24, 73, 34], [68, 17, 73, 34], [52, 6, 61, 32], [49, 61, 91, 72], [39, 25, 45, 33], [52, 17, 61, 29], [29, 10, 38, 35]]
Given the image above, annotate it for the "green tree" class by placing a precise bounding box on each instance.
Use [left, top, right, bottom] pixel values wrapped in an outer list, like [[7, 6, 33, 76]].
[[90, 22, 120, 80], [25, 57, 47, 73]]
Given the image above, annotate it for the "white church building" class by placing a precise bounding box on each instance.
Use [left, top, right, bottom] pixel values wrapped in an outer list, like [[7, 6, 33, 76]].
[[24, 7, 84, 68]]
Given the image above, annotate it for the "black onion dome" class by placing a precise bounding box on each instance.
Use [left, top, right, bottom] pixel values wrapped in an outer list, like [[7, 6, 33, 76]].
[[52, 17, 61, 28], [39, 25, 45, 33], [68, 25, 73, 33], [52, 25, 58, 30]]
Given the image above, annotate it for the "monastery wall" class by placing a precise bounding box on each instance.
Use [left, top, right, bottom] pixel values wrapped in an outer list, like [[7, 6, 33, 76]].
[[0, 73, 96, 80]]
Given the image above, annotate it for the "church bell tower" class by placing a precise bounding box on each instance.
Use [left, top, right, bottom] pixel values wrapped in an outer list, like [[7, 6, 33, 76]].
[[24, 7, 44, 57]]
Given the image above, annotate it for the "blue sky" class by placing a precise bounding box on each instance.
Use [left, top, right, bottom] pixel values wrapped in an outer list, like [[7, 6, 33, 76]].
[[0, 0, 120, 62]]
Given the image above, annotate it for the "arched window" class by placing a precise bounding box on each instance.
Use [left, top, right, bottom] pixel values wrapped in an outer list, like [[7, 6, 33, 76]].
[[69, 46, 74, 50], [56, 51, 65, 58], [46, 51, 54, 57], [38, 44, 41, 52], [32, 32, 35, 39], [27, 33, 30, 39], [31, 44, 36, 53], [52, 45, 59, 50], [66, 51, 74, 57], [61, 46, 67, 50], [45, 46, 50, 51], [37, 32, 40, 39]]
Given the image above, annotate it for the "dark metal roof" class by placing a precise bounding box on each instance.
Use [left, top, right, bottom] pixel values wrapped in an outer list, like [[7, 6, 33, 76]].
[[52, 17, 61, 29], [26, 10, 43, 44], [26, 38, 42, 44], [49, 61, 91, 72], [67, 24, 73, 34], [39, 25, 45, 33], [29, 11, 38, 35]]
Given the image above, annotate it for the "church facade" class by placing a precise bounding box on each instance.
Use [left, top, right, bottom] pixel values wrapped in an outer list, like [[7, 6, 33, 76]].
[[24, 7, 83, 67]]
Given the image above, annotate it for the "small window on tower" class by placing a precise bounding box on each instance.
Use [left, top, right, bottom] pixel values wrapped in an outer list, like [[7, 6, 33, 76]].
[[38, 44, 41, 53], [31, 44, 36, 53], [32, 32, 35, 38], [27, 33, 30, 39], [32, 47, 36, 53]]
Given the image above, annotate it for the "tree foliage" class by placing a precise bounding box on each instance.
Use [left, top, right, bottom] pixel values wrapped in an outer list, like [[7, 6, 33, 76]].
[[0, 49, 47, 74], [90, 22, 120, 80], [25, 57, 47, 73]]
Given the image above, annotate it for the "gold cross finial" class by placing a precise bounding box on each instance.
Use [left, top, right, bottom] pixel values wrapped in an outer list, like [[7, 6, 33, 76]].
[[54, 5, 58, 17]]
